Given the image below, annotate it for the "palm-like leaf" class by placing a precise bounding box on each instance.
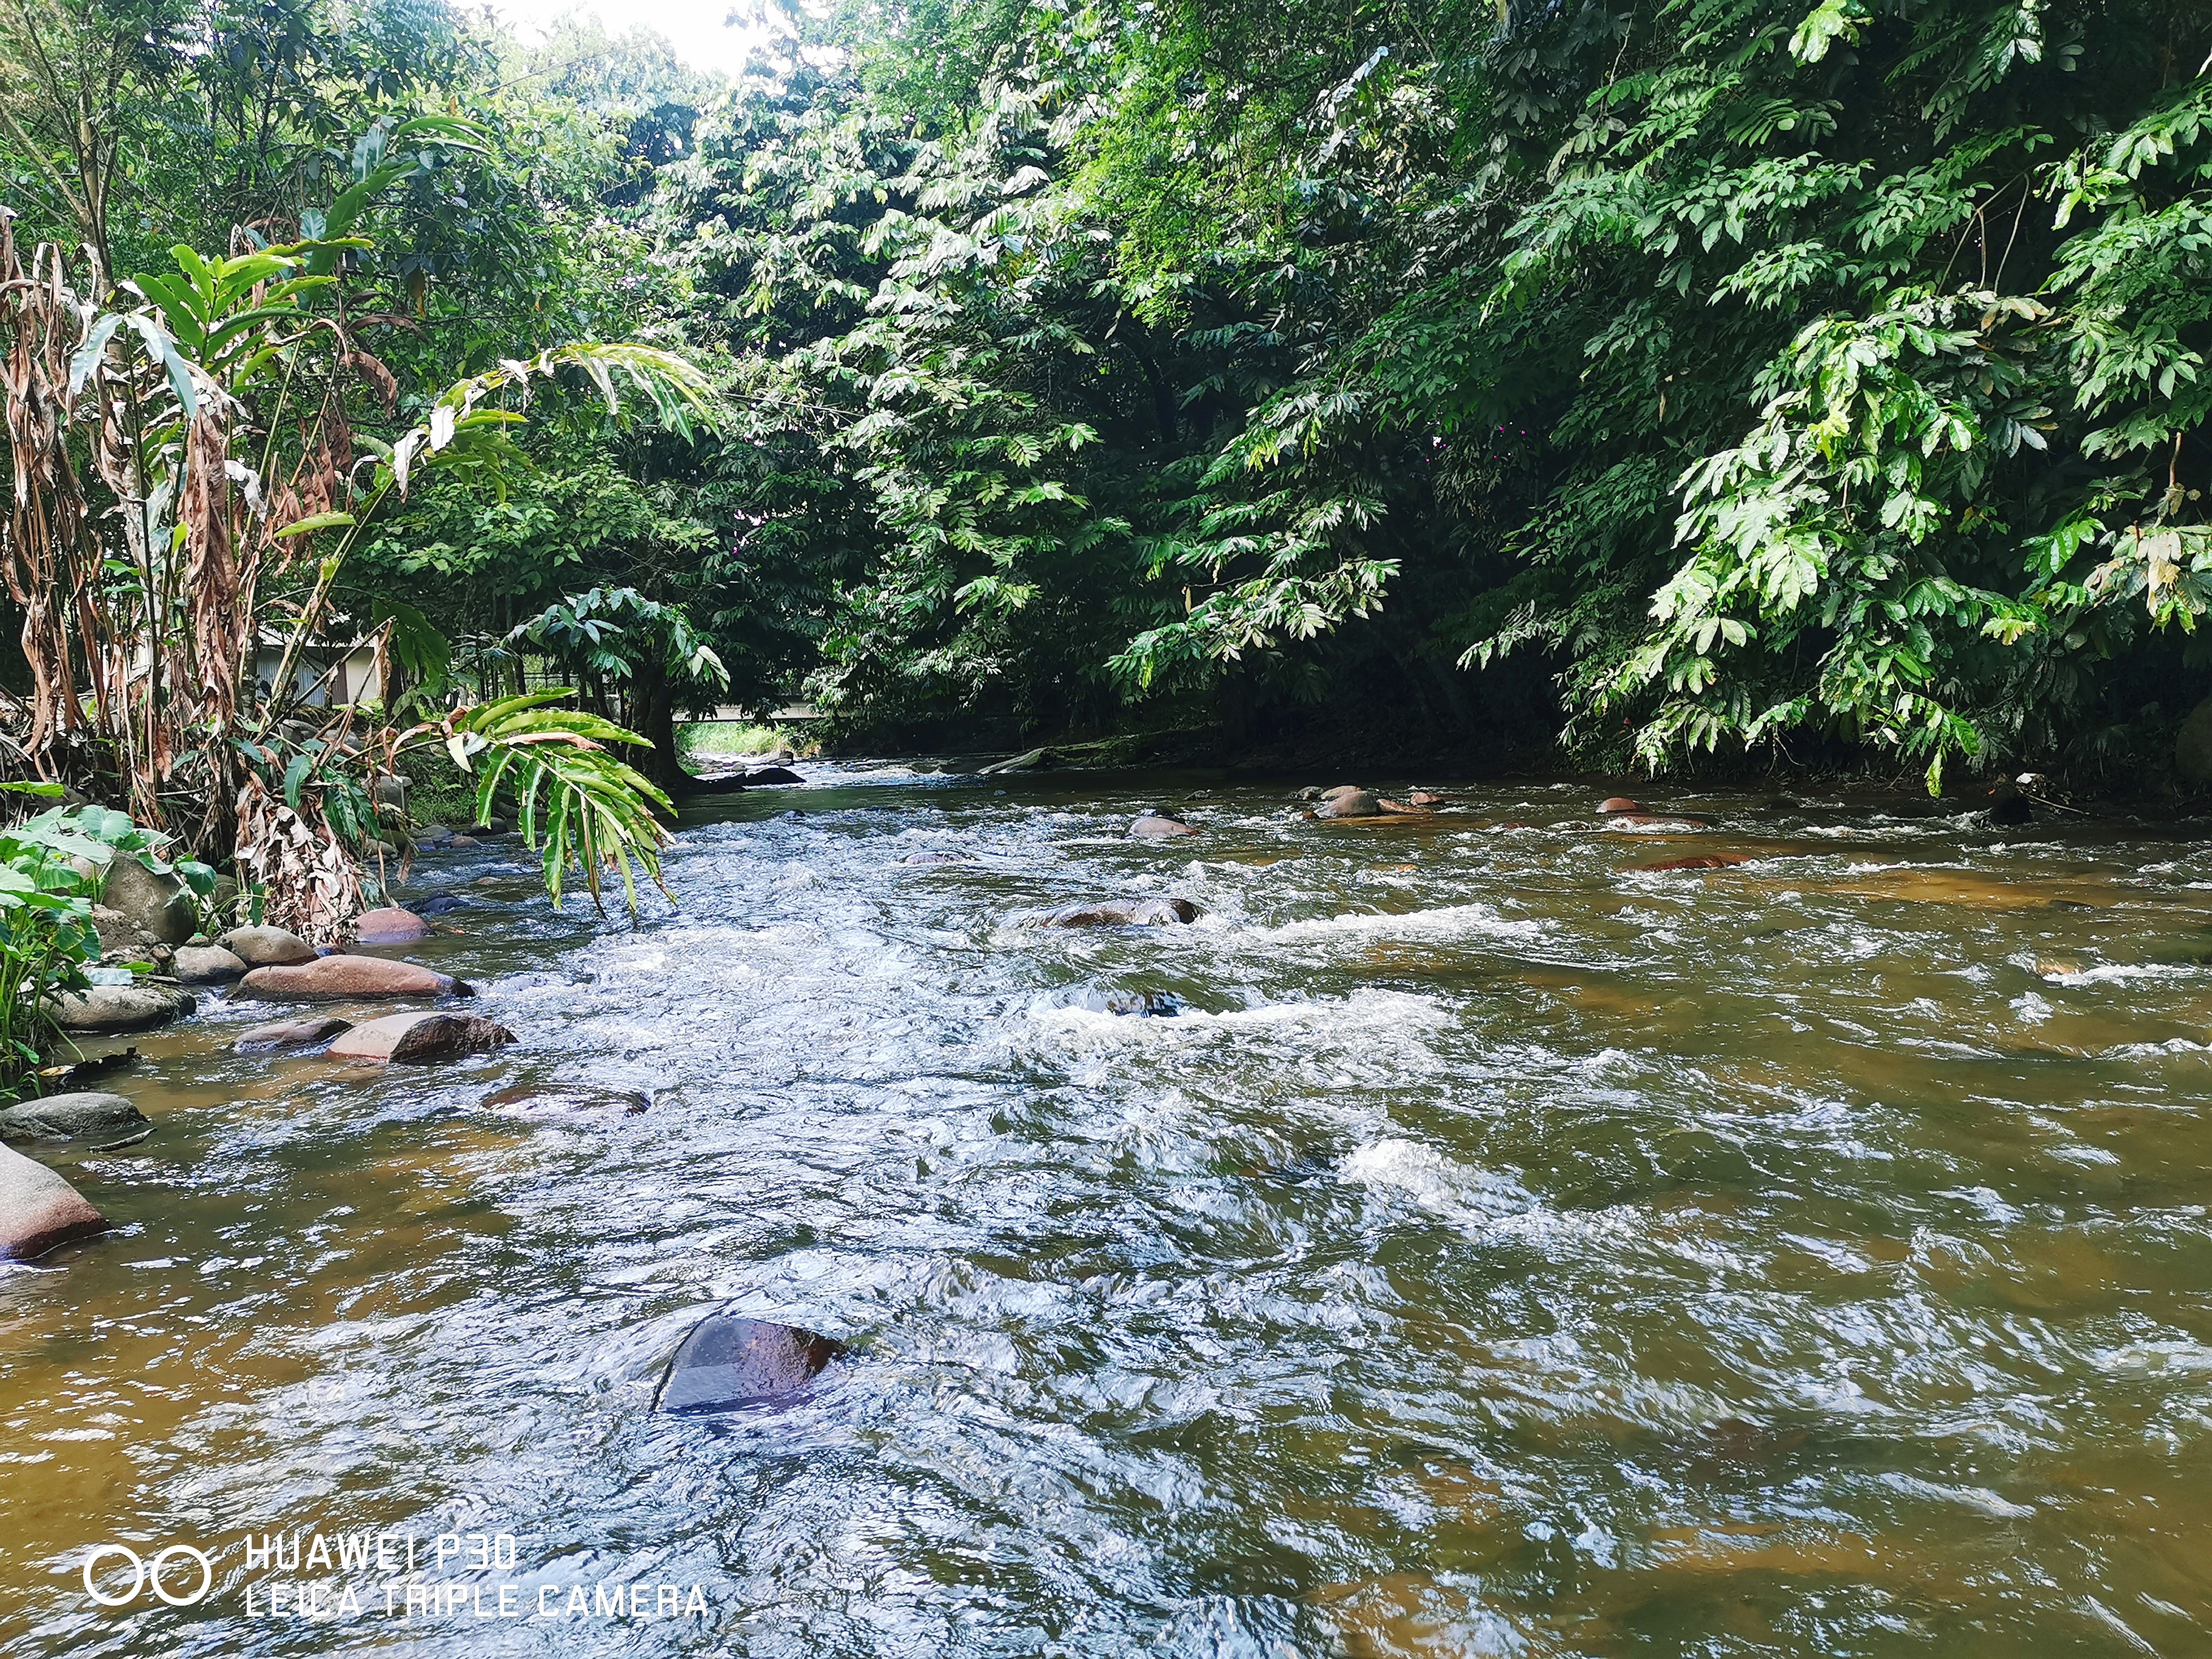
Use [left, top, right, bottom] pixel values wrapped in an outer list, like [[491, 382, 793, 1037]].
[[411, 694, 675, 912]]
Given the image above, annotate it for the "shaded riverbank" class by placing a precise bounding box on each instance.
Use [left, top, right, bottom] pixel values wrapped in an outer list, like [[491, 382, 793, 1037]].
[[4, 766, 2212, 1655]]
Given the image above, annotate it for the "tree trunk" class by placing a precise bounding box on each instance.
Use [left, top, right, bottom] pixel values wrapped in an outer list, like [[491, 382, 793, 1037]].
[[631, 663, 686, 797]]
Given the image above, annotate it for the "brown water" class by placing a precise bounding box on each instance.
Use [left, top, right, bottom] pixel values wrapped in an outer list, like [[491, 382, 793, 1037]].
[[4, 769, 2212, 1657]]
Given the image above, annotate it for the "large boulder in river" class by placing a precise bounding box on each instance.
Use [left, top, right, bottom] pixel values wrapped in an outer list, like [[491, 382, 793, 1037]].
[[355, 906, 429, 943], [52, 984, 192, 1033], [741, 765, 805, 786], [172, 944, 247, 984], [1129, 813, 1197, 839], [327, 1011, 514, 1064], [236, 1016, 352, 1053], [220, 925, 317, 967], [238, 956, 471, 1000], [1314, 788, 1381, 819], [2177, 697, 2212, 785], [99, 857, 196, 946], [1024, 897, 1199, 927], [657, 1315, 843, 1412], [0, 1143, 108, 1261], [0, 1091, 149, 1147]]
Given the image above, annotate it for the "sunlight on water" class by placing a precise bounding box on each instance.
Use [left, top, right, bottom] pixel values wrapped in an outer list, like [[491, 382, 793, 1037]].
[[4, 769, 2211, 1656]]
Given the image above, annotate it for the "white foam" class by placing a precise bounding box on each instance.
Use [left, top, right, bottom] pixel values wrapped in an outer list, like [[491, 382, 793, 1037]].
[[1341, 1137, 1538, 1226]]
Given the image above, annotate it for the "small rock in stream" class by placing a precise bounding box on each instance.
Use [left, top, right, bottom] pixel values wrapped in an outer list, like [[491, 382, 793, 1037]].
[[355, 906, 429, 943], [328, 1012, 515, 1064], [412, 894, 482, 917], [1313, 788, 1381, 819], [480, 1082, 650, 1116], [1129, 813, 1198, 839], [236, 1017, 353, 1053], [656, 1315, 844, 1413], [52, 984, 193, 1033], [0, 1091, 150, 1147], [1639, 855, 1747, 872], [238, 956, 471, 1000], [742, 765, 805, 786], [173, 944, 247, 983], [220, 925, 318, 967], [0, 1142, 109, 1261], [1022, 897, 1199, 927]]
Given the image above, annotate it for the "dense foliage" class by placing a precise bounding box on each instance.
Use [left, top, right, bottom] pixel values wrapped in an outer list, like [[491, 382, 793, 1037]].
[[3, 0, 2210, 787]]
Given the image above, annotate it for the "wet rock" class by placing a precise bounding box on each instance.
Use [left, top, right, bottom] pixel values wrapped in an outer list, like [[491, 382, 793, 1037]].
[[979, 746, 1052, 776], [172, 944, 247, 984], [371, 774, 409, 811], [99, 857, 197, 946], [1024, 897, 1199, 927], [900, 852, 967, 866], [1598, 797, 1643, 814], [742, 765, 805, 786], [1057, 988, 1182, 1017], [52, 984, 193, 1033], [327, 1011, 515, 1064], [238, 956, 471, 1000], [1375, 796, 1434, 815], [1601, 811, 1718, 830], [220, 925, 317, 967], [449, 834, 480, 848], [1986, 783, 2034, 826], [355, 906, 429, 943], [1405, 791, 1446, 808], [480, 1081, 650, 1116], [2178, 697, 2212, 785], [1314, 788, 1381, 819], [0, 1143, 108, 1261], [0, 1091, 150, 1147], [1129, 813, 1198, 839], [414, 823, 454, 846], [656, 1315, 843, 1412], [412, 893, 481, 917], [236, 1016, 352, 1053], [1639, 855, 1746, 872]]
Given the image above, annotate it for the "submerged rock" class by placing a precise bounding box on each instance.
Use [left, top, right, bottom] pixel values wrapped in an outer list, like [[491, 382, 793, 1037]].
[[100, 857, 196, 946], [480, 1081, 649, 1115], [412, 894, 482, 917], [1057, 988, 1183, 1017], [238, 956, 470, 1000], [328, 1012, 515, 1064], [220, 925, 317, 967], [172, 944, 247, 984], [355, 906, 429, 943], [656, 1315, 843, 1412], [0, 1143, 109, 1261], [1024, 897, 1199, 928], [900, 852, 968, 866], [52, 984, 192, 1033], [235, 1016, 353, 1053], [0, 1091, 150, 1147], [1129, 813, 1198, 839], [1639, 855, 1746, 872]]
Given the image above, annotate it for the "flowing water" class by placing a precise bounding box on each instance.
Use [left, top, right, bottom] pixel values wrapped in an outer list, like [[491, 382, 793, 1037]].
[[5, 768, 2212, 1658]]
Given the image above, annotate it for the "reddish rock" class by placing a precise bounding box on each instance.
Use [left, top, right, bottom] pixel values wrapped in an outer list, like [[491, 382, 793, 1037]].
[[355, 906, 429, 943], [1406, 791, 1446, 807], [1598, 797, 1643, 814], [0, 1143, 109, 1261], [328, 1012, 515, 1064], [238, 956, 470, 1000], [235, 1017, 353, 1053]]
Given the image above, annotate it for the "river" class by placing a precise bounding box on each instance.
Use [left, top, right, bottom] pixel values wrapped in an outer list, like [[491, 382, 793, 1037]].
[[4, 766, 2211, 1657]]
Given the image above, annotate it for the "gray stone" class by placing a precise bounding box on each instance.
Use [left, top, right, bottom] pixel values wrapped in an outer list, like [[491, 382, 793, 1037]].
[[0, 1143, 108, 1261], [327, 1011, 514, 1064], [0, 1091, 149, 1147], [219, 925, 317, 967], [2178, 697, 2212, 786], [99, 857, 196, 947], [52, 984, 193, 1032], [1130, 814, 1198, 839], [657, 1316, 843, 1412], [372, 774, 410, 810], [979, 746, 1052, 775], [1313, 788, 1381, 819], [172, 945, 247, 984], [235, 1016, 352, 1053]]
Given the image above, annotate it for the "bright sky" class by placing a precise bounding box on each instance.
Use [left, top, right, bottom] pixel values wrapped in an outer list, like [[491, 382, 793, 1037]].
[[481, 0, 771, 76]]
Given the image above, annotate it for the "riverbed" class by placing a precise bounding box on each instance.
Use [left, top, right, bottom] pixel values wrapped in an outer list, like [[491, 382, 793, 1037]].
[[4, 767, 2211, 1657]]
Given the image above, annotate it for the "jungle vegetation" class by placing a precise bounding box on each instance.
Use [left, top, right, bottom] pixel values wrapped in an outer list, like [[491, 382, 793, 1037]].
[[0, 0, 2208, 822]]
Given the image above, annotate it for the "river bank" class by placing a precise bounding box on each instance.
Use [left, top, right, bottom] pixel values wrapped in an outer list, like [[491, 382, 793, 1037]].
[[4, 762, 2211, 1655]]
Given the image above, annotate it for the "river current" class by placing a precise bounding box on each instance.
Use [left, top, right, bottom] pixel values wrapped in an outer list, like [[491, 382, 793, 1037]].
[[4, 766, 2212, 1657]]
